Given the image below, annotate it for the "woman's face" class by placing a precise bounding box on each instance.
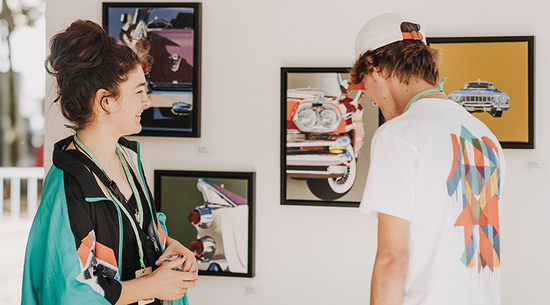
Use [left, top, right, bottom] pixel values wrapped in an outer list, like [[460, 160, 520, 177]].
[[110, 66, 151, 136]]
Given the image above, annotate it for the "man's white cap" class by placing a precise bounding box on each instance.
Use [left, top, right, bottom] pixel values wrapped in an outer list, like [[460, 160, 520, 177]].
[[354, 13, 426, 58]]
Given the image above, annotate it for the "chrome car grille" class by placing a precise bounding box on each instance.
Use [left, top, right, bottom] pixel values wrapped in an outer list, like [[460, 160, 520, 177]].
[[462, 96, 494, 102]]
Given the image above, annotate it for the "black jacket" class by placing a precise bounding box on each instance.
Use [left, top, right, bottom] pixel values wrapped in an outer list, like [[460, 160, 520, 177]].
[[22, 136, 177, 305]]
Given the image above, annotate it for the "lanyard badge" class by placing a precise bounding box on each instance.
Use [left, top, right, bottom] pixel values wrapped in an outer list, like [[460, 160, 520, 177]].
[[136, 267, 154, 305]]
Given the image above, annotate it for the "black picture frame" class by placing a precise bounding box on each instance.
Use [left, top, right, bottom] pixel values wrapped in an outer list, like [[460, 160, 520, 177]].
[[427, 36, 535, 149], [281, 67, 382, 207], [103, 2, 202, 137], [154, 170, 255, 277]]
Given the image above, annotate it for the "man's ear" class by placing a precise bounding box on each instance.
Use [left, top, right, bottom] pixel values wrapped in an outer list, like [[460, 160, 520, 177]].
[[371, 67, 384, 82], [94, 89, 114, 114], [367, 56, 380, 71]]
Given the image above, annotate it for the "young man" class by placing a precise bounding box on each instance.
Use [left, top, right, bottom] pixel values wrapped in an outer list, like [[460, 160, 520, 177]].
[[351, 13, 505, 305]]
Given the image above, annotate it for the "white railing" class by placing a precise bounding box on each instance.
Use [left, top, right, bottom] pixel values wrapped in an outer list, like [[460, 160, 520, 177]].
[[0, 167, 45, 221]]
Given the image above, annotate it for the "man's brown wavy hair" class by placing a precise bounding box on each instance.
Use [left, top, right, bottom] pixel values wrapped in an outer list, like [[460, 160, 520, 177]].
[[350, 22, 440, 87]]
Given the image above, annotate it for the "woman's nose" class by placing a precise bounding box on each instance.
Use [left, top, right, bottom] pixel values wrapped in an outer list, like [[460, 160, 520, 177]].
[[143, 94, 151, 108]]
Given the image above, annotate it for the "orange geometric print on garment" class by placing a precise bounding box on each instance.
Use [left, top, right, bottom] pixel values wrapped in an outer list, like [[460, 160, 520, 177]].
[[157, 219, 166, 248], [77, 234, 93, 268], [77, 231, 118, 269], [95, 241, 118, 268], [446, 126, 501, 272]]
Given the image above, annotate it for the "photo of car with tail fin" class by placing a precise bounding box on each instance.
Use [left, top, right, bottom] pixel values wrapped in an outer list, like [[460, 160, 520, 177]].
[[187, 179, 249, 273]]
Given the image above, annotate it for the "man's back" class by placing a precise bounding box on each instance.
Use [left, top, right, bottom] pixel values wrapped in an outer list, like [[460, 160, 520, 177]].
[[361, 97, 504, 304]]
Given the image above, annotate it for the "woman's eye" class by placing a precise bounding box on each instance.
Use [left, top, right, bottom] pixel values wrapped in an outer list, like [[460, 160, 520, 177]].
[[137, 90, 144, 94]]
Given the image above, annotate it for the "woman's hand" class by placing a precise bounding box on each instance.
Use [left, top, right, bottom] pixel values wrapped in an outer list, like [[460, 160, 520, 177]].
[[116, 256, 197, 304], [155, 236, 198, 273], [148, 256, 197, 300]]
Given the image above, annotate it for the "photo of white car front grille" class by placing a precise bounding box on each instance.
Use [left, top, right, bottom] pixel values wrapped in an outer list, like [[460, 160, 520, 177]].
[[463, 96, 493, 102]]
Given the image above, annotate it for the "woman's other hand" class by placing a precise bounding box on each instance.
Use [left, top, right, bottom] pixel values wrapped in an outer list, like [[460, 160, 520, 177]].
[[148, 256, 197, 300], [117, 255, 197, 304], [155, 236, 198, 273]]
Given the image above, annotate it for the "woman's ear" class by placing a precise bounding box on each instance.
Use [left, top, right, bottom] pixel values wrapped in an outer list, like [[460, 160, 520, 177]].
[[94, 89, 114, 115]]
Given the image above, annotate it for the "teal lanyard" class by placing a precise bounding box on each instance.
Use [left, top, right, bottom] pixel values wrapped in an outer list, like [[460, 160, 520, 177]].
[[74, 135, 146, 269], [116, 148, 144, 225], [402, 77, 447, 114]]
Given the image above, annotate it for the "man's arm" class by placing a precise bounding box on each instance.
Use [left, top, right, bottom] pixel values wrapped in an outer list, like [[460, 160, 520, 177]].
[[371, 213, 410, 305]]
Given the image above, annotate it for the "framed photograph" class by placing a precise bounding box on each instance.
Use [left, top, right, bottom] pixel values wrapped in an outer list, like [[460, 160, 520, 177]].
[[427, 36, 534, 149], [154, 170, 255, 277], [281, 67, 381, 207], [103, 2, 201, 137]]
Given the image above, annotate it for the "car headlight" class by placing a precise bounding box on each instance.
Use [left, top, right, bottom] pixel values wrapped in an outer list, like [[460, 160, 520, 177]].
[[448, 95, 461, 102], [494, 96, 508, 105], [318, 109, 339, 128], [295, 108, 317, 129], [293, 104, 342, 133]]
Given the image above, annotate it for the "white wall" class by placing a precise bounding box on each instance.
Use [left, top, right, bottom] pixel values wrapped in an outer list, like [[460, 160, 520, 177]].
[[44, 0, 550, 304]]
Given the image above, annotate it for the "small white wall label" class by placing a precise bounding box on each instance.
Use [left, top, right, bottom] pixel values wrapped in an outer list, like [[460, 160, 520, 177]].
[[243, 285, 263, 298], [524, 159, 548, 173], [195, 145, 215, 157]]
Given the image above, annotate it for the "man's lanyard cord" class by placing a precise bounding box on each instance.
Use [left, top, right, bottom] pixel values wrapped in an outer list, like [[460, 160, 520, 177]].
[[403, 77, 448, 114]]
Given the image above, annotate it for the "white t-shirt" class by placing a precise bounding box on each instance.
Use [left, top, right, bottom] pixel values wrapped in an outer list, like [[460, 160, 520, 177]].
[[360, 98, 505, 305]]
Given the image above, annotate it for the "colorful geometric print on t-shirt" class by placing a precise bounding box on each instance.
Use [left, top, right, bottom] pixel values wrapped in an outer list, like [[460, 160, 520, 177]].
[[446, 126, 502, 273]]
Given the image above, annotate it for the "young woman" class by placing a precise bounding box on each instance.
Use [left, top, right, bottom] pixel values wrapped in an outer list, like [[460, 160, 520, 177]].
[[22, 20, 197, 305]]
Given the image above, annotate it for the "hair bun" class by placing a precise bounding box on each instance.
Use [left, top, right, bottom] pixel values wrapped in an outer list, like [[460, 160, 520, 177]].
[[45, 19, 140, 127], [69, 20, 113, 68], [46, 20, 115, 75]]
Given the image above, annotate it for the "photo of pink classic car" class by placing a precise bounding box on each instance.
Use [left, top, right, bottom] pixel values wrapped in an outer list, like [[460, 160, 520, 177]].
[[116, 7, 194, 89], [286, 73, 365, 200], [104, 3, 201, 136]]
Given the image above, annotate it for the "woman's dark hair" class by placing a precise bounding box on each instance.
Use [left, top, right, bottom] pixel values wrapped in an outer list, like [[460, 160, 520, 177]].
[[351, 22, 440, 87], [45, 20, 142, 128]]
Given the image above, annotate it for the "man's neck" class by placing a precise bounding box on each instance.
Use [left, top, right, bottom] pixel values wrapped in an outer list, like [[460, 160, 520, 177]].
[[391, 78, 447, 113]]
